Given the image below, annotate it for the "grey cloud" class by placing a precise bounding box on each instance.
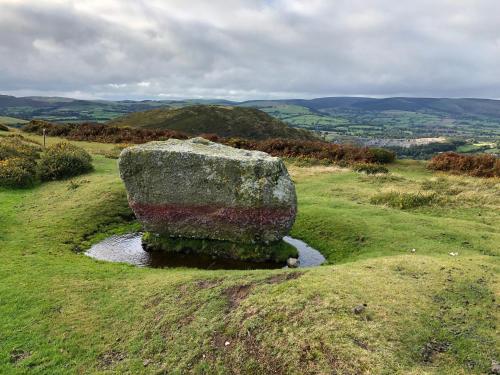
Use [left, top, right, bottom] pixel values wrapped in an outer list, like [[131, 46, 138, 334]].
[[0, 0, 499, 100]]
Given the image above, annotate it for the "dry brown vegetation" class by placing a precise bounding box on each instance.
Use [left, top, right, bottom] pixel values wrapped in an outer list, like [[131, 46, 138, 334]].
[[428, 152, 500, 177], [24, 120, 189, 144], [24, 120, 396, 164]]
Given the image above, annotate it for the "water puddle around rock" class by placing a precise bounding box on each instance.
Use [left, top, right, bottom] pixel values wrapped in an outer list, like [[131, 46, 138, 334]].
[[85, 233, 325, 270]]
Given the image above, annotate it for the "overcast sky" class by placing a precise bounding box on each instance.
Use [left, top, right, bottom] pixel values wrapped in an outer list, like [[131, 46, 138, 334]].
[[1, 0, 500, 101]]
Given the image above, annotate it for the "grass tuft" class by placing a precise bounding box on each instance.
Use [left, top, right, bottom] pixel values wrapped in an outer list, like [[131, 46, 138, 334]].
[[370, 191, 439, 209], [352, 163, 389, 174]]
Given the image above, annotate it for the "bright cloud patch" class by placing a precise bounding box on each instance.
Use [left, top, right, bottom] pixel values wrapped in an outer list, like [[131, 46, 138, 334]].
[[1, 0, 499, 100]]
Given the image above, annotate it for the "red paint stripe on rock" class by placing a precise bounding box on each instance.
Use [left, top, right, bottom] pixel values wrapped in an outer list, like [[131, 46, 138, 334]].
[[130, 201, 296, 230]]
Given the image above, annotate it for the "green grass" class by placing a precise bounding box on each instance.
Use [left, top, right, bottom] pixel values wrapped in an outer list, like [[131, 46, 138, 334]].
[[370, 191, 438, 209], [0, 116, 28, 126], [253, 104, 500, 140], [0, 135, 498, 374]]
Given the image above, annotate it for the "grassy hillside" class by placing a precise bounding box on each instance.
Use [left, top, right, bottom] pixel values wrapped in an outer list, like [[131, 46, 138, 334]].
[[0, 116, 28, 126], [108, 105, 316, 140], [0, 130, 498, 374]]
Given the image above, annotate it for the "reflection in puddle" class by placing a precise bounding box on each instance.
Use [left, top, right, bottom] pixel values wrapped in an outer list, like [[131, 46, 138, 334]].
[[85, 233, 325, 270]]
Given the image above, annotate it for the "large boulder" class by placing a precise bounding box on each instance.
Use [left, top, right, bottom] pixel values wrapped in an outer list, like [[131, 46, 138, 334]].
[[119, 138, 297, 244]]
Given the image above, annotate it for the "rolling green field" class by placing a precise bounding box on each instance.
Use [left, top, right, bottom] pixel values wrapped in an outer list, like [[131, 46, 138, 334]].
[[242, 101, 500, 141], [257, 107, 500, 140], [2, 95, 500, 142], [0, 116, 28, 126], [456, 142, 500, 155], [0, 131, 499, 374]]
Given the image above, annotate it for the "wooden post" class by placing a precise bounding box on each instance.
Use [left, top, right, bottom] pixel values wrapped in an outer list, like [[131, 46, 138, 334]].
[[43, 128, 46, 148]]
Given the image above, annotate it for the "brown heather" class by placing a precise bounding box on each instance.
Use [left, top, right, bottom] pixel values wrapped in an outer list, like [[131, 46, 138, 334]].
[[24, 120, 396, 164], [428, 152, 500, 178]]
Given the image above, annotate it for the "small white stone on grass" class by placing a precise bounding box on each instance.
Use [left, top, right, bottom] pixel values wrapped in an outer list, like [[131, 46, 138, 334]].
[[449, 252, 458, 256], [287, 257, 299, 268]]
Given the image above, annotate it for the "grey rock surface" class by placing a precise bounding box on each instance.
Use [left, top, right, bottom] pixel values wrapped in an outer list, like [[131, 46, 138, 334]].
[[119, 138, 297, 243]]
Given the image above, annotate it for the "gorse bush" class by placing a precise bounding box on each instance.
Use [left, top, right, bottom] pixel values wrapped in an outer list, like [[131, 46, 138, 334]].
[[39, 142, 93, 181], [0, 136, 41, 161], [0, 136, 94, 188], [370, 191, 438, 209], [0, 157, 37, 188], [428, 152, 500, 177], [0, 136, 41, 188], [352, 163, 389, 174], [23, 120, 396, 165]]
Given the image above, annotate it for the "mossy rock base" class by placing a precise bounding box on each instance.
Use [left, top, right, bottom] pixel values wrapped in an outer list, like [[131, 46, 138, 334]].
[[142, 232, 298, 263]]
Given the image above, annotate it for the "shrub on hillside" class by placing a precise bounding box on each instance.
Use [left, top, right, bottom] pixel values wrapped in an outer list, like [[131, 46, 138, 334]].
[[24, 119, 75, 137], [368, 148, 396, 164], [287, 157, 332, 167], [0, 136, 42, 161], [352, 163, 389, 174], [23, 121, 189, 144], [23, 120, 397, 165], [370, 191, 438, 209], [0, 157, 37, 188], [226, 138, 395, 164], [428, 152, 500, 177], [0, 124, 9, 131], [0, 137, 41, 188], [39, 142, 93, 180]]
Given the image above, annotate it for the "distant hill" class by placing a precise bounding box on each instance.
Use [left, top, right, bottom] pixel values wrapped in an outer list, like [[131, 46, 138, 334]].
[[1, 94, 500, 140], [0, 95, 235, 123], [108, 105, 316, 140], [241, 97, 500, 117], [240, 97, 500, 140]]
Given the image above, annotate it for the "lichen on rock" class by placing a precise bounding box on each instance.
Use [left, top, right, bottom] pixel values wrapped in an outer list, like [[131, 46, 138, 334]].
[[119, 138, 297, 258]]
